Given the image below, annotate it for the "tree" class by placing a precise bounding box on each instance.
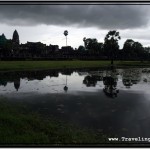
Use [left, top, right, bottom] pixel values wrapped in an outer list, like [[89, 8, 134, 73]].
[[82, 38, 104, 56], [144, 46, 150, 60], [132, 42, 144, 60], [83, 38, 98, 55], [64, 30, 68, 46], [95, 42, 104, 56], [123, 39, 135, 59], [78, 45, 85, 52], [104, 30, 121, 65], [4, 40, 13, 57]]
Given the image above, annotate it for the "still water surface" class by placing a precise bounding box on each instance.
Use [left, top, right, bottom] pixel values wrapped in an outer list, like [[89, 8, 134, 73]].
[[0, 67, 150, 94], [1, 67, 150, 138]]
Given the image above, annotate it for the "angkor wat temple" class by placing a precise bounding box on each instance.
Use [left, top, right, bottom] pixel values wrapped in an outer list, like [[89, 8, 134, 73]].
[[0, 30, 77, 60]]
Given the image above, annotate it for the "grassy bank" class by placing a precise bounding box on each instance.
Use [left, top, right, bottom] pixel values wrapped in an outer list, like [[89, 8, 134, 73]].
[[0, 60, 149, 71], [0, 98, 108, 145]]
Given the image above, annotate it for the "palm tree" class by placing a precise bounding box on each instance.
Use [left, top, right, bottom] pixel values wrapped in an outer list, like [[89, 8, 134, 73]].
[[83, 37, 86, 49], [64, 30, 68, 46]]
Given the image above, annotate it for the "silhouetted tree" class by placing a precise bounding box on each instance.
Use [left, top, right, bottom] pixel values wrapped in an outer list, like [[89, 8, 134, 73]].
[[104, 30, 121, 64], [78, 45, 85, 53], [123, 40, 148, 61], [132, 42, 144, 60], [64, 30, 68, 46], [144, 46, 150, 60], [96, 42, 104, 56], [83, 38, 98, 55], [123, 39, 135, 59]]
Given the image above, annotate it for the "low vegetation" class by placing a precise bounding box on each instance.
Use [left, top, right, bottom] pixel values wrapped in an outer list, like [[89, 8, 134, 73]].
[[0, 60, 149, 71], [0, 98, 108, 145]]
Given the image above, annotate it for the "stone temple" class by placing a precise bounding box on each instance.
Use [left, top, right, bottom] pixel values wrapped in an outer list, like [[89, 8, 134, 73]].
[[12, 29, 19, 45]]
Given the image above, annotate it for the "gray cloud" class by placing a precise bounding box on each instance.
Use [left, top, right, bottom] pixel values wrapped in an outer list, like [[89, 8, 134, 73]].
[[0, 5, 149, 29]]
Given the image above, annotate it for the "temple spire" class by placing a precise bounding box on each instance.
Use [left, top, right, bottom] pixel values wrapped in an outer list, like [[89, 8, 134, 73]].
[[12, 29, 19, 45]]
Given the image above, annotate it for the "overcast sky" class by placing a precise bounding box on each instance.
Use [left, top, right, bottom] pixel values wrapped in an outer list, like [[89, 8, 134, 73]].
[[0, 5, 150, 49]]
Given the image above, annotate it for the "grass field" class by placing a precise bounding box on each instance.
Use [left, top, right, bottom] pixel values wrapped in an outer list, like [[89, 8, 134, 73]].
[[0, 60, 149, 71], [0, 98, 108, 145]]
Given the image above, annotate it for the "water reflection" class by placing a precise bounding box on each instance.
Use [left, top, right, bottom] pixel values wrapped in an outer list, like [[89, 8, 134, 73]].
[[0, 80, 7, 87], [83, 75, 102, 87], [0, 67, 150, 94], [64, 75, 68, 92], [14, 78, 20, 91], [2, 67, 150, 138], [122, 69, 141, 88], [103, 67, 119, 98]]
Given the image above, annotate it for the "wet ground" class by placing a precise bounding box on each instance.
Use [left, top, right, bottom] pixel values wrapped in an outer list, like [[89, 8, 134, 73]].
[[1, 67, 150, 139]]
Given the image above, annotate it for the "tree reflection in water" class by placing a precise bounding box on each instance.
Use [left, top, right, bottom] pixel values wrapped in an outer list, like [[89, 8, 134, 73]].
[[103, 67, 119, 98], [83, 75, 97, 87], [82, 66, 119, 98], [0, 67, 145, 94], [122, 69, 141, 88]]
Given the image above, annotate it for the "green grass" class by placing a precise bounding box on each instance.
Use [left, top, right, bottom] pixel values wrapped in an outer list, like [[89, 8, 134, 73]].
[[0, 61, 110, 71], [0, 60, 149, 71], [0, 98, 108, 145]]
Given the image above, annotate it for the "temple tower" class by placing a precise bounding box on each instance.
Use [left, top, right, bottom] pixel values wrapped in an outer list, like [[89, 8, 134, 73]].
[[12, 30, 19, 45]]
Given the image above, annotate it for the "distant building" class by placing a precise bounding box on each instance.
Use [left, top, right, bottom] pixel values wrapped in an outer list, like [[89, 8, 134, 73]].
[[49, 44, 59, 52], [61, 46, 74, 54], [0, 30, 79, 60], [11, 30, 20, 56], [25, 41, 47, 56], [12, 30, 19, 45], [46, 44, 59, 55]]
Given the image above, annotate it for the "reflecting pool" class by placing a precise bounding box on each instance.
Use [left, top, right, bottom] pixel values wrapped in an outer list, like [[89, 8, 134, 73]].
[[1, 67, 150, 138]]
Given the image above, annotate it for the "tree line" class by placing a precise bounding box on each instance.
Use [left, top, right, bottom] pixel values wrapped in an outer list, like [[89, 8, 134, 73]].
[[78, 30, 150, 61], [0, 30, 150, 61]]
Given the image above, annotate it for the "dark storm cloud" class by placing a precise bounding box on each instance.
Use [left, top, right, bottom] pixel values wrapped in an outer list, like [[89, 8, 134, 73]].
[[0, 5, 149, 29]]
